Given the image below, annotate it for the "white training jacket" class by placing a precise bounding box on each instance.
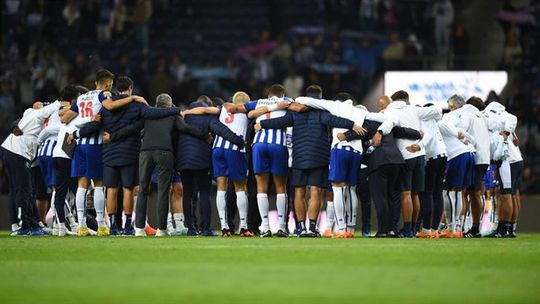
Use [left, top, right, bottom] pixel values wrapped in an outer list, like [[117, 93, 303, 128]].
[[295, 96, 399, 154], [455, 104, 490, 165], [1, 101, 61, 161], [483, 102, 523, 163], [438, 111, 475, 160], [383, 100, 442, 160]]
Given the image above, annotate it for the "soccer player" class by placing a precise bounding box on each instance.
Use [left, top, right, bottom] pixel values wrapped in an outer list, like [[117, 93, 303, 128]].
[[417, 103, 447, 238], [2, 100, 62, 235], [223, 84, 291, 237], [438, 95, 476, 238], [483, 101, 522, 237], [256, 93, 362, 237], [382, 91, 442, 237], [72, 76, 178, 235], [452, 97, 491, 238], [293, 91, 395, 237], [61, 69, 143, 236]]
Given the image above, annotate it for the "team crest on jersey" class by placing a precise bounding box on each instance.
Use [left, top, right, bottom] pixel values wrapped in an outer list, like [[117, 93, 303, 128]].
[[103, 91, 112, 98]]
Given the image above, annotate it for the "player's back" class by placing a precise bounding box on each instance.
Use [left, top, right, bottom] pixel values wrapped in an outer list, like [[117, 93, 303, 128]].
[[213, 108, 248, 152], [74, 89, 106, 145], [250, 97, 287, 146]]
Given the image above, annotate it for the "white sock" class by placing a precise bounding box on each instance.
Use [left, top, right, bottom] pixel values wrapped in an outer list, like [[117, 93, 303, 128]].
[[347, 186, 358, 232], [93, 186, 105, 227], [257, 193, 270, 231], [236, 191, 248, 229], [326, 201, 335, 231], [216, 190, 228, 230], [332, 186, 346, 231], [133, 195, 138, 224], [455, 192, 463, 232], [173, 213, 185, 229], [276, 193, 287, 230], [46, 191, 56, 227], [443, 190, 453, 231], [75, 187, 87, 227]]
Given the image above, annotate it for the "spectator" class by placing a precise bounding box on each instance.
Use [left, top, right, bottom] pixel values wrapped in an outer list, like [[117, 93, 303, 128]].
[[503, 32, 523, 68], [283, 67, 304, 98], [97, 0, 114, 42], [112, 0, 128, 37], [133, 0, 153, 54], [382, 32, 405, 61], [62, 0, 80, 42], [433, 0, 454, 56], [452, 25, 469, 69], [149, 60, 174, 101], [169, 55, 188, 84]]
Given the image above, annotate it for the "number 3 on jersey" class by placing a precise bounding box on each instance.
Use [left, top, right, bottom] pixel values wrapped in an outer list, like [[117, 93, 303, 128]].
[[79, 101, 94, 118], [224, 112, 235, 124]]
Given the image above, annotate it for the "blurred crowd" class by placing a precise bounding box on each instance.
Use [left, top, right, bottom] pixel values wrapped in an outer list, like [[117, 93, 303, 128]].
[[0, 0, 539, 194]]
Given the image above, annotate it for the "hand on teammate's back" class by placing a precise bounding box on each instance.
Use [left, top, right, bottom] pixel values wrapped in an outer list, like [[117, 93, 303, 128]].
[[103, 132, 111, 144], [336, 133, 346, 142], [352, 124, 367, 136], [133, 96, 148, 105], [254, 123, 261, 133]]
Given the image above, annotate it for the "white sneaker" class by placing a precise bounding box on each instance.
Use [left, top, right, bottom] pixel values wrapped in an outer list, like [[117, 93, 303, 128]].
[[87, 228, 97, 236], [51, 223, 60, 236], [58, 226, 67, 237], [167, 218, 175, 234], [155, 229, 168, 237], [135, 228, 147, 237], [170, 227, 188, 236]]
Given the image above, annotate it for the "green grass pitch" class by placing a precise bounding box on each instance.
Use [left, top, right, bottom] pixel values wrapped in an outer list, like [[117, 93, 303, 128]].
[[1, 233, 539, 304]]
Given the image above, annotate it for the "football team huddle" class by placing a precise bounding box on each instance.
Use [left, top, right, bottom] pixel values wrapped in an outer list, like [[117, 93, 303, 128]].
[[1, 69, 522, 239]]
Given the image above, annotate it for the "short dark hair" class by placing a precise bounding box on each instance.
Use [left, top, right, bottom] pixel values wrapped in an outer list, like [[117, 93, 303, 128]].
[[466, 96, 486, 111], [211, 97, 225, 106], [60, 85, 80, 101], [335, 92, 355, 103], [75, 85, 89, 95], [267, 84, 285, 98], [306, 85, 323, 98], [115, 76, 133, 92], [95, 69, 115, 84], [391, 90, 409, 103], [197, 95, 213, 106]]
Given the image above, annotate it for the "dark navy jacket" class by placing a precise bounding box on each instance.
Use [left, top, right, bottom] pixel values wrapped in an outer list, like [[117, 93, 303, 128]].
[[261, 110, 354, 169], [77, 94, 180, 166], [345, 120, 422, 173], [176, 102, 245, 171]]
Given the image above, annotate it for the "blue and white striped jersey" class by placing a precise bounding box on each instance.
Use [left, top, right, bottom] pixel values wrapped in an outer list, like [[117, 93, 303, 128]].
[[70, 89, 110, 145], [244, 96, 287, 146], [38, 139, 57, 157], [213, 107, 248, 152]]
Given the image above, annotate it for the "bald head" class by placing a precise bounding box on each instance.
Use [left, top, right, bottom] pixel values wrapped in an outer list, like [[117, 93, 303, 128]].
[[232, 91, 250, 104], [377, 96, 391, 112]]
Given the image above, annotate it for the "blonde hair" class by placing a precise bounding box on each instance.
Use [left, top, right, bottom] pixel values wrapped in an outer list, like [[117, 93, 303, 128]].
[[232, 91, 250, 104]]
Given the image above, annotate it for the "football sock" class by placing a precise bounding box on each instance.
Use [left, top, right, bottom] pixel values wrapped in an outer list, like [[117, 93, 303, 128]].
[[125, 213, 133, 229], [276, 193, 287, 230], [443, 190, 454, 231], [173, 213, 185, 229], [75, 187, 87, 228], [109, 214, 117, 229], [216, 190, 228, 230], [403, 222, 412, 234], [332, 186, 346, 231], [497, 221, 506, 234], [505, 222, 512, 235], [470, 223, 480, 234], [236, 191, 248, 229], [347, 186, 358, 231], [299, 221, 306, 231], [309, 220, 317, 232], [93, 186, 106, 227], [326, 201, 335, 231], [257, 193, 270, 231]]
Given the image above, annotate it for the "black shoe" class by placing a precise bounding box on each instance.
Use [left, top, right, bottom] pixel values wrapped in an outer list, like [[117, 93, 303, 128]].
[[239, 228, 253, 237], [309, 229, 321, 238], [221, 229, 231, 237], [509, 231, 517, 238], [275, 229, 289, 237], [373, 232, 388, 238], [485, 230, 503, 238], [463, 230, 482, 238], [260, 230, 272, 238]]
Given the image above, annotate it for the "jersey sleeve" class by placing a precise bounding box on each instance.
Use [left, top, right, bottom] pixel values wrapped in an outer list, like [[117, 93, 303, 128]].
[[98, 91, 113, 103], [244, 100, 258, 111]]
